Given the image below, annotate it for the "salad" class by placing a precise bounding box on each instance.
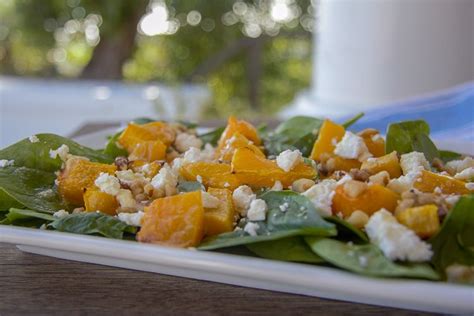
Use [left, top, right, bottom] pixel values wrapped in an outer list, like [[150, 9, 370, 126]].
[[0, 115, 473, 284]]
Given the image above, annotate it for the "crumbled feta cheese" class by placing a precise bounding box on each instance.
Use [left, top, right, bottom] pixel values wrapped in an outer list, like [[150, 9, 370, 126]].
[[116, 189, 136, 209], [400, 152, 430, 175], [243, 222, 259, 236], [334, 131, 372, 162], [53, 209, 69, 218], [151, 164, 178, 197], [276, 149, 303, 172], [446, 157, 474, 173], [117, 211, 144, 226], [29, 135, 39, 143], [337, 174, 353, 185], [247, 199, 267, 221], [302, 179, 337, 217], [454, 167, 474, 181], [174, 133, 203, 153], [445, 194, 460, 206], [223, 182, 230, 188], [183, 147, 203, 164], [466, 183, 474, 191], [371, 134, 384, 142], [387, 170, 421, 194], [0, 159, 14, 168], [95, 172, 121, 196], [116, 170, 148, 185], [201, 191, 221, 209], [232, 185, 256, 216], [196, 175, 203, 183], [279, 202, 289, 212], [365, 209, 433, 262], [271, 180, 283, 191], [49, 144, 70, 161]]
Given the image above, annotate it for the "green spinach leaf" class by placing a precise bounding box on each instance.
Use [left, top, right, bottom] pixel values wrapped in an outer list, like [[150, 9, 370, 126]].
[[438, 150, 463, 163], [49, 212, 137, 239], [305, 238, 439, 280], [198, 191, 336, 250], [198, 126, 225, 146], [246, 236, 324, 263], [326, 216, 368, 243], [103, 131, 128, 158], [429, 194, 474, 277], [341, 112, 364, 129], [1, 208, 55, 226]]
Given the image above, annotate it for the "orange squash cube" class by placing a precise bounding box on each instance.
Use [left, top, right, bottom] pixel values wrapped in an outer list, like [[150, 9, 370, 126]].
[[413, 170, 469, 195], [140, 121, 176, 146], [231, 148, 317, 188], [180, 162, 240, 190], [358, 129, 385, 157], [204, 188, 235, 236], [310, 119, 346, 161], [130, 160, 161, 178], [396, 204, 440, 238], [332, 184, 399, 217], [217, 116, 261, 150], [58, 158, 116, 205], [326, 155, 361, 172], [137, 191, 204, 247], [118, 124, 157, 153], [128, 140, 167, 162], [216, 132, 265, 163], [361, 151, 402, 179], [83, 187, 118, 215]]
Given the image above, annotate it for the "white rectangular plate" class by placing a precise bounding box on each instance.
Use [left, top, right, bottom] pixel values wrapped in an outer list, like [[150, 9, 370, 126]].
[[1, 130, 474, 314]]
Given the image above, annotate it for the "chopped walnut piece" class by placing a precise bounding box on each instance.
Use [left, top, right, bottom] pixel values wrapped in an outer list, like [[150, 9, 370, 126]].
[[114, 156, 129, 171], [349, 168, 371, 182], [291, 178, 315, 193]]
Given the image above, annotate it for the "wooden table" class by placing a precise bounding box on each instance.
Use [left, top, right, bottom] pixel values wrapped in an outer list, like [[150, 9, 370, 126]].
[[1, 123, 434, 315]]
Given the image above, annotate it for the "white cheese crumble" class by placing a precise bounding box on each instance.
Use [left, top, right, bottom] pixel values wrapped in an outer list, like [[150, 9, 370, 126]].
[[117, 211, 144, 226], [334, 131, 372, 162], [247, 199, 267, 221], [174, 133, 203, 153], [232, 185, 256, 216], [116, 189, 136, 208], [243, 222, 259, 236], [371, 134, 384, 142], [454, 167, 474, 181], [94, 172, 121, 196], [386, 170, 421, 194], [279, 202, 289, 212], [365, 209, 433, 262], [115, 170, 148, 185], [53, 209, 69, 218], [276, 149, 303, 172], [151, 164, 178, 197], [400, 152, 430, 175], [0, 159, 14, 168], [49, 144, 70, 161], [302, 179, 337, 217], [466, 183, 474, 191], [196, 175, 203, 183], [271, 180, 283, 191], [446, 157, 474, 173], [29, 135, 40, 143], [201, 191, 221, 209]]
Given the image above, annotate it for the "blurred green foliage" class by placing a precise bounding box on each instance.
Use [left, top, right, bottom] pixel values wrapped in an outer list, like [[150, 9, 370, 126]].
[[0, 0, 314, 118]]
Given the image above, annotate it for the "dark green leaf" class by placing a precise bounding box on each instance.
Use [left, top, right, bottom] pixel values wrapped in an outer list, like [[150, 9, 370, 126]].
[[130, 117, 156, 125], [246, 236, 324, 263], [1, 208, 55, 225], [305, 238, 439, 280], [0, 166, 66, 213], [341, 112, 364, 129], [103, 131, 128, 158], [429, 194, 474, 277], [412, 133, 440, 162], [177, 180, 204, 193], [198, 191, 336, 250], [49, 212, 137, 239], [438, 150, 463, 163], [198, 126, 225, 146], [326, 216, 368, 243], [177, 120, 198, 129]]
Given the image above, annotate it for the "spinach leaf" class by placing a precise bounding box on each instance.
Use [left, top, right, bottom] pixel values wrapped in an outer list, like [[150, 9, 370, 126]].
[[198, 126, 225, 146], [103, 131, 128, 158], [429, 194, 474, 277], [385, 120, 439, 161], [305, 238, 439, 280], [0, 166, 66, 213], [49, 212, 137, 239], [263, 116, 324, 157], [198, 191, 336, 250], [326, 216, 368, 243], [1, 208, 55, 226], [177, 180, 204, 193], [0, 133, 114, 172], [438, 150, 463, 163], [246, 236, 324, 263], [341, 112, 364, 129]]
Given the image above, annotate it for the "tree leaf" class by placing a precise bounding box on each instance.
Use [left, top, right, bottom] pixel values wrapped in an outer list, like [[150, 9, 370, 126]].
[[198, 190, 336, 250], [305, 238, 439, 280], [246, 236, 324, 263]]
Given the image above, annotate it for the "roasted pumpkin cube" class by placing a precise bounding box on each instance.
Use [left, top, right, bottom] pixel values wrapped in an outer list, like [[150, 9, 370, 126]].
[[83, 187, 118, 215], [180, 162, 240, 190], [137, 191, 204, 247], [58, 158, 116, 205], [204, 188, 235, 236], [326, 155, 361, 173], [396, 204, 440, 238], [217, 116, 261, 150], [310, 119, 346, 161], [231, 147, 316, 188], [130, 160, 161, 178], [140, 121, 176, 146], [358, 128, 385, 157], [128, 140, 166, 162], [216, 132, 265, 163], [118, 124, 157, 153], [332, 184, 399, 217], [361, 151, 402, 179], [413, 170, 469, 195]]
